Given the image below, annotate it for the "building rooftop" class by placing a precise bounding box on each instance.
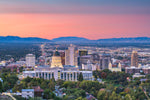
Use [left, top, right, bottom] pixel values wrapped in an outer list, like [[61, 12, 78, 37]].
[[32, 86, 44, 92], [53, 49, 60, 56], [26, 54, 35, 57], [63, 65, 76, 67], [22, 89, 34, 92], [81, 55, 91, 58]]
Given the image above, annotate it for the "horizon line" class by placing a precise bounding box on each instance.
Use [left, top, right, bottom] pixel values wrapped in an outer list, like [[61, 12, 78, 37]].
[[0, 35, 150, 40]]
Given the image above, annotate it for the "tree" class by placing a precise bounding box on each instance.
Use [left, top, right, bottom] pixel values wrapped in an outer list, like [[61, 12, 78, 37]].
[[62, 81, 76, 88], [48, 81, 55, 91], [124, 94, 132, 100], [109, 91, 119, 100], [12, 84, 24, 92], [73, 89, 86, 98], [3, 81, 9, 91], [56, 79, 64, 86], [50, 76, 55, 83], [93, 70, 101, 79], [97, 90, 107, 100], [102, 69, 112, 75], [13, 95, 26, 100], [79, 80, 105, 97], [78, 72, 83, 81], [0, 81, 2, 93], [101, 72, 107, 79], [76, 97, 87, 100], [41, 81, 48, 89], [29, 97, 43, 100], [43, 89, 56, 99]]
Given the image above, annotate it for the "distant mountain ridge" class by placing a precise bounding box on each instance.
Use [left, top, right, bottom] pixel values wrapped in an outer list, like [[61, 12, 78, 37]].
[[0, 36, 150, 43], [52, 37, 91, 43], [52, 36, 150, 43], [97, 37, 150, 43], [0, 36, 51, 43]]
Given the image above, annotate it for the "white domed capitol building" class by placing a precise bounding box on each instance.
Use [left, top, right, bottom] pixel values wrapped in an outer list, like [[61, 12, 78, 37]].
[[23, 49, 93, 81]]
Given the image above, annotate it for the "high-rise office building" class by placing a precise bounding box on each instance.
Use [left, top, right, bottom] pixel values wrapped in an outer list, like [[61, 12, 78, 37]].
[[99, 53, 111, 70], [91, 53, 100, 64], [131, 50, 138, 67], [41, 44, 46, 56], [60, 51, 65, 65], [79, 49, 88, 56], [65, 44, 78, 66], [26, 54, 35, 67]]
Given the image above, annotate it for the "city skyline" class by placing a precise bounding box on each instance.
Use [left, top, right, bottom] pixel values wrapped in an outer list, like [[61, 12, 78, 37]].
[[1, 1, 150, 100], [0, 0, 150, 39]]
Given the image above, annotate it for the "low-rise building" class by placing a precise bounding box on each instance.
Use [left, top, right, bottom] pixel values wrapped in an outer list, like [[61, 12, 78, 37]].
[[132, 73, 145, 79], [108, 62, 122, 72], [125, 65, 150, 74], [22, 89, 34, 99], [125, 66, 142, 74], [32, 86, 44, 97], [82, 60, 97, 71], [23, 66, 93, 81], [142, 67, 150, 74]]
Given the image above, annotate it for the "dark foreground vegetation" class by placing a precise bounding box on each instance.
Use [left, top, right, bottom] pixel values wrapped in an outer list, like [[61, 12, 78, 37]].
[[1, 68, 150, 100]]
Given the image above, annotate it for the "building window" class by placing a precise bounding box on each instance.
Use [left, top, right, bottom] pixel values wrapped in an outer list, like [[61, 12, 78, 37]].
[[46, 73, 47, 78], [71, 73, 72, 80], [36, 73, 38, 77], [61, 73, 63, 79], [42, 73, 44, 78], [39, 73, 41, 78], [52, 73, 54, 77], [64, 73, 66, 80], [77, 73, 79, 79], [58, 71, 60, 79], [68, 73, 69, 80], [49, 73, 51, 79], [74, 72, 76, 80]]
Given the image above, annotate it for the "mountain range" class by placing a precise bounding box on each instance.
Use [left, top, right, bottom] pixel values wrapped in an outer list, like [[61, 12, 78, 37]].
[[52, 37, 150, 43], [0, 36, 51, 43], [0, 36, 150, 43]]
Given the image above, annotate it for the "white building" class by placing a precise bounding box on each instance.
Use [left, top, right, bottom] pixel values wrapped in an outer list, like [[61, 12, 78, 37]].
[[0, 78, 3, 83], [23, 50, 92, 81], [65, 44, 78, 66], [23, 67, 92, 81], [26, 54, 35, 67], [16, 61, 26, 66], [132, 73, 145, 79], [82, 60, 97, 71], [108, 62, 122, 72], [22, 89, 34, 99], [0, 61, 6, 66]]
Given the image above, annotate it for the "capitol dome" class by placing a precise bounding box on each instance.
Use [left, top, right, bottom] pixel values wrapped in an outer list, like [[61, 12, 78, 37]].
[[53, 50, 60, 56], [51, 49, 63, 68]]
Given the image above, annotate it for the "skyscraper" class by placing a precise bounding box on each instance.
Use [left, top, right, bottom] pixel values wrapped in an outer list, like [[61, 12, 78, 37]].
[[79, 49, 88, 56], [65, 44, 78, 66], [60, 51, 65, 65], [99, 53, 111, 70], [26, 54, 35, 67], [41, 44, 46, 56], [131, 50, 138, 67]]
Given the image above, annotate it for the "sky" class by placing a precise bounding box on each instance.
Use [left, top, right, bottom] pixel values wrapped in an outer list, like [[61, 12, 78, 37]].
[[0, 0, 150, 40]]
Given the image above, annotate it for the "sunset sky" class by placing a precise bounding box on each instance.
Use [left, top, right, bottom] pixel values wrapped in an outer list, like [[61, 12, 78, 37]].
[[0, 0, 150, 40]]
